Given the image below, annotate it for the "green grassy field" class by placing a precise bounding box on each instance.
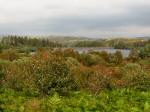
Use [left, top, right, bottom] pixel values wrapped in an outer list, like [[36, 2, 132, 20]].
[[1, 89, 150, 112]]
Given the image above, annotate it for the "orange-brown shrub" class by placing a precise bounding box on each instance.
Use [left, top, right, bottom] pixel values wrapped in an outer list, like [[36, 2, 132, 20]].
[[71, 64, 121, 93], [0, 49, 19, 61], [2, 50, 79, 95]]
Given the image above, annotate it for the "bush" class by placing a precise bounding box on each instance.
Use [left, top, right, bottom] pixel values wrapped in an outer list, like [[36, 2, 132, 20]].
[[122, 63, 150, 90], [128, 49, 139, 62], [0, 49, 19, 61], [139, 44, 150, 59], [79, 53, 105, 66], [66, 57, 80, 68], [0, 60, 11, 88], [2, 51, 79, 96], [33, 55, 78, 95], [113, 51, 123, 65], [72, 65, 114, 93], [107, 51, 123, 65], [2, 61, 37, 94], [63, 48, 79, 59], [99, 51, 109, 62]]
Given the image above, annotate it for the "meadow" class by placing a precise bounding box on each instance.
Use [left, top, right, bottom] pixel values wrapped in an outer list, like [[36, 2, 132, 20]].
[[0, 36, 150, 112]]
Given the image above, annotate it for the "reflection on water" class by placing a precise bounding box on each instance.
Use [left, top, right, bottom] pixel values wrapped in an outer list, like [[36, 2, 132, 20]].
[[72, 47, 130, 57]]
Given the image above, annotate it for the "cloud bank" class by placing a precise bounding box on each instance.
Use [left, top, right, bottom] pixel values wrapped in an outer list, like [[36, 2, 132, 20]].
[[0, 0, 150, 37]]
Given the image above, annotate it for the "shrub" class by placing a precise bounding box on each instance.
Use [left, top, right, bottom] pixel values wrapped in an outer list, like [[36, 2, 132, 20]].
[[0, 60, 11, 88], [139, 44, 150, 59], [106, 51, 123, 65], [113, 51, 123, 65], [63, 48, 79, 58], [2, 51, 79, 96], [0, 49, 19, 61], [33, 56, 78, 95], [72, 65, 114, 93], [122, 63, 150, 90], [66, 57, 80, 68], [128, 49, 139, 62], [99, 51, 109, 62], [2, 61, 37, 94], [0, 68, 4, 88], [79, 53, 104, 66]]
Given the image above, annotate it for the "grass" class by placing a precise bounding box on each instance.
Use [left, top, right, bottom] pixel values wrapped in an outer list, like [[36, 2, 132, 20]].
[[1, 89, 150, 112]]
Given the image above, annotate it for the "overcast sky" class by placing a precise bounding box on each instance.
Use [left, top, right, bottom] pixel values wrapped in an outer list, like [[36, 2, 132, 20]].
[[0, 0, 150, 38]]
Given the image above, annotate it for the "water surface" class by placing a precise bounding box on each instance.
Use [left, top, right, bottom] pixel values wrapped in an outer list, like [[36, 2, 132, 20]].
[[71, 47, 130, 57]]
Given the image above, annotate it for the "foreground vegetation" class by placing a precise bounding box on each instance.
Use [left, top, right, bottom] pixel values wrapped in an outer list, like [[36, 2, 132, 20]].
[[0, 36, 150, 111], [1, 89, 150, 112]]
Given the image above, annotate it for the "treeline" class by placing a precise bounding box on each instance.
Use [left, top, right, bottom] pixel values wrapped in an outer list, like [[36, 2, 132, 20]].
[[73, 38, 150, 49], [108, 39, 150, 49], [0, 35, 62, 47], [1, 36, 150, 49], [73, 40, 105, 47]]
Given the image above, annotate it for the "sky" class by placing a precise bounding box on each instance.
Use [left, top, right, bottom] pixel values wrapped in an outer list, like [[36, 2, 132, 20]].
[[0, 0, 150, 38]]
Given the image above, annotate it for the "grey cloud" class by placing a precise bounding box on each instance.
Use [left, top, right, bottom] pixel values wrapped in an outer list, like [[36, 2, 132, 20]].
[[33, 4, 150, 33], [0, 1, 150, 37]]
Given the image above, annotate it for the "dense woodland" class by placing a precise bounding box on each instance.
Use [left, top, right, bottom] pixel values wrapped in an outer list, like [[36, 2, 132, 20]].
[[0, 35, 150, 111], [0, 35, 62, 48]]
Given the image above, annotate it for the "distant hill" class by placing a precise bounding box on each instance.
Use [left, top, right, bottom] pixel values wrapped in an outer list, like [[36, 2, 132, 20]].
[[46, 36, 96, 42], [136, 37, 150, 40], [45, 36, 100, 47]]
